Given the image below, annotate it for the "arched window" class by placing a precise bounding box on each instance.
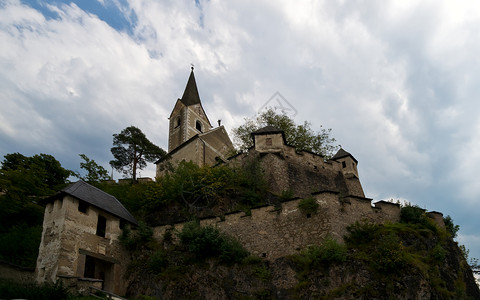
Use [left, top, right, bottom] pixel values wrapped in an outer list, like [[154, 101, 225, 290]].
[[175, 116, 181, 128], [196, 120, 202, 132]]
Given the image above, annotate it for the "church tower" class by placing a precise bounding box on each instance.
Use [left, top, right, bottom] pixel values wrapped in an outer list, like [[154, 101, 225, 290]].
[[168, 67, 212, 152], [156, 68, 235, 176]]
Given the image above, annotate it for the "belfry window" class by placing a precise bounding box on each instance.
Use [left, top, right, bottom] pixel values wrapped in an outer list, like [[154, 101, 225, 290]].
[[196, 120, 202, 132], [96, 215, 107, 238], [175, 117, 181, 128]]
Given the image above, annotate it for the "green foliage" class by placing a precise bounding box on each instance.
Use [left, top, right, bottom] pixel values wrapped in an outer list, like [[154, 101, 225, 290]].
[[0, 224, 42, 268], [297, 197, 319, 215], [1, 152, 73, 197], [431, 244, 447, 263], [252, 265, 271, 281], [344, 221, 381, 246], [119, 222, 154, 251], [293, 237, 347, 270], [372, 233, 407, 273], [232, 108, 338, 157], [110, 126, 166, 181], [177, 221, 248, 264], [400, 205, 425, 224], [0, 152, 72, 267], [148, 249, 168, 274], [78, 154, 110, 182], [443, 215, 460, 238], [0, 280, 68, 300]]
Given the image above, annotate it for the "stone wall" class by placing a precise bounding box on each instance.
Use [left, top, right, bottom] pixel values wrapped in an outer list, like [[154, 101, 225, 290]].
[[152, 193, 408, 260], [0, 261, 35, 283]]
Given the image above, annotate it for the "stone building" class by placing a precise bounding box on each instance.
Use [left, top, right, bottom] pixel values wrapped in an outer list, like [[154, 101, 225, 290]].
[[35, 180, 137, 295], [156, 68, 235, 176]]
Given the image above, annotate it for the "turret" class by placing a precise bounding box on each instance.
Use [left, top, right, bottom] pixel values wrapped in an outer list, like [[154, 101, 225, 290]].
[[331, 148, 359, 178]]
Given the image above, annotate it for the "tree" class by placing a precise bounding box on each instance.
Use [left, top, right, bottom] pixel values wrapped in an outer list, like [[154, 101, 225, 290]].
[[232, 109, 338, 158], [0, 153, 73, 267], [78, 154, 110, 182], [0, 153, 73, 197], [110, 126, 166, 182]]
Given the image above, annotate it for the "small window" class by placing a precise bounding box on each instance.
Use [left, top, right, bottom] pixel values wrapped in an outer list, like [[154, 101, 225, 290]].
[[119, 219, 126, 230], [96, 215, 107, 238], [175, 117, 181, 128], [78, 201, 88, 213], [266, 138, 272, 146], [196, 120, 202, 132], [342, 161, 347, 168]]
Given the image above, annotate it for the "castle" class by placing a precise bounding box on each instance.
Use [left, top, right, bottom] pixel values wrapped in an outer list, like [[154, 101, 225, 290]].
[[33, 70, 445, 296]]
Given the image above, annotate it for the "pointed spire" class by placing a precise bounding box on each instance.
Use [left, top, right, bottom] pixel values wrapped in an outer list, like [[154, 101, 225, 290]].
[[180, 67, 201, 106]]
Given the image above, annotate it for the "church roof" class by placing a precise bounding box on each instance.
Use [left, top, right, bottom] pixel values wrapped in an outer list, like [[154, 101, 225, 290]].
[[331, 148, 358, 164], [46, 180, 138, 225], [180, 68, 201, 106]]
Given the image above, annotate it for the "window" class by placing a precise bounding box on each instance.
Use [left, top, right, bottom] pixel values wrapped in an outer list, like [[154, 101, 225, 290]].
[[175, 116, 181, 128], [196, 120, 202, 132], [342, 161, 346, 168], [266, 138, 272, 146], [78, 201, 88, 213], [96, 215, 107, 238]]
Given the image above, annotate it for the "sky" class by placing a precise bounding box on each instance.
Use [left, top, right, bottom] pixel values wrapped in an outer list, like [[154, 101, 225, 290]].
[[1, 0, 480, 261]]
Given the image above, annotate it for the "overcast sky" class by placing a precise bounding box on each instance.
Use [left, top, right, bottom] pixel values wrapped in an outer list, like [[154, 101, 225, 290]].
[[1, 0, 480, 260]]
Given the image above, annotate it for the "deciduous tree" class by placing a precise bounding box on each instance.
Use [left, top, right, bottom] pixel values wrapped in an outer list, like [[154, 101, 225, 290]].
[[78, 154, 110, 183], [110, 126, 166, 182], [232, 109, 338, 158]]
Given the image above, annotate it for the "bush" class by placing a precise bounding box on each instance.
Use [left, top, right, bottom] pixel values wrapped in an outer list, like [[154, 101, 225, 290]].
[[177, 222, 248, 264], [443, 215, 459, 238], [148, 250, 168, 274], [400, 205, 425, 224], [0, 224, 42, 268], [0, 280, 68, 300], [119, 221, 154, 251], [372, 233, 407, 273], [298, 197, 319, 215], [293, 237, 348, 271], [344, 221, 380, 246]]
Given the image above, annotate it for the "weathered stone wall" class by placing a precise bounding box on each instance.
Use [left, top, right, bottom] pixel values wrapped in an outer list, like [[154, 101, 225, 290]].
[[0, 261, 35, 283], [153, 194, 405, 260], [36, 196, 130, 295], [229, 148, 364, 198]]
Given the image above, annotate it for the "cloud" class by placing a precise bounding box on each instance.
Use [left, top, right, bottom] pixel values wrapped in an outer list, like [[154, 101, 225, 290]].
[[2, 0, 480, 259]]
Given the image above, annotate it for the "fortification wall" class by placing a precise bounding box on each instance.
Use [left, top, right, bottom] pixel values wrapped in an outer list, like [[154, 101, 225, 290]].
[[153, 193, 405, 260]]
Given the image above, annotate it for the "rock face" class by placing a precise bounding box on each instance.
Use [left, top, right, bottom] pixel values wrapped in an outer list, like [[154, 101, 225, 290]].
[[126, 237, 480, 300]]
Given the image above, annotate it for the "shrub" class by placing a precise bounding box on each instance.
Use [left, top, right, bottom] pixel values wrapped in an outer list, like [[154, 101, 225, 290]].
[[400, 205, 425, 224], [372, 233, 407, 273], [298, 197, 319, 215], [293, 237, 348, 271], [0, 280, 68, 300], [344, 221, 380, 246], [119, 221, 154, 251], [148, 250, 168, 274], [443, 215, 459, 238], [177, 222, 248, 264]]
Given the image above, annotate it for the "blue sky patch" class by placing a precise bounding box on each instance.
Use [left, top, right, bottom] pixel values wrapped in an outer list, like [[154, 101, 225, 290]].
[[21, 0, 137, 35]]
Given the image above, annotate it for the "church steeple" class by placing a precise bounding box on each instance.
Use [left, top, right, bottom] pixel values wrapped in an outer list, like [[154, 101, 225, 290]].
[[180, 67, 201, 106]]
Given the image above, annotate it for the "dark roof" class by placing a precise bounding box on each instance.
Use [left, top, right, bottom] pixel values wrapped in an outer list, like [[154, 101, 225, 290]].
[[47, 181, 138, 225], [331, 148, 358, 164], [180, 69, 201, 106], [252, 126, 283, 135]]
